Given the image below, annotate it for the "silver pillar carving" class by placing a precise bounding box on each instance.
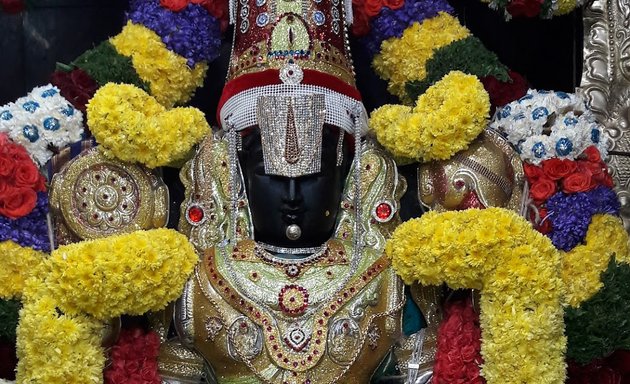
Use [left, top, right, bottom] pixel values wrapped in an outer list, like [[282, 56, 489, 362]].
[[580, 0, 630, 230]]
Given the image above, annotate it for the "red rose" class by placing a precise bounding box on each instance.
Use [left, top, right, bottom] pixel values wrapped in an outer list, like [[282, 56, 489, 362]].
[[160, 0, 189, 11], [481, 70, 529, 108], [0, 187, 37, 218], [364, 0, 383, 17], [541, 158, 578, 180], [0, 154, 14, 178], [383, 0, 404, 10], [0, 0, 25, 14], [505, 0, 543, 17], [51, 69, 99, 113], [351, 4, 370, 36], [582, 145, 602, 163], [13, 162, 44, 190], [529, 177, 557, 202], [537, 208, 553, 234], [562, 171, 593, 193], [523, 163, 545, 183]]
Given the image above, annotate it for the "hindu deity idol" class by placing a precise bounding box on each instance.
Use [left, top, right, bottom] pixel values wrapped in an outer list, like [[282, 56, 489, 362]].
[[156, 0, 408, 382]]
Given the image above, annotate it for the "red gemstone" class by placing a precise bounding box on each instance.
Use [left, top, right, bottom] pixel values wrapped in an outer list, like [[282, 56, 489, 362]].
[[188, 206, 204, 223], [375, 203, 393, 221]]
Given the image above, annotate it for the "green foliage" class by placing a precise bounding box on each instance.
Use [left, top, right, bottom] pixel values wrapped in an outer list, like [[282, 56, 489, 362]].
[[565, 258, 630, 364], [405, 36, 510, 101], [0, 299, 21, 342], [72, 41, 150, 91]]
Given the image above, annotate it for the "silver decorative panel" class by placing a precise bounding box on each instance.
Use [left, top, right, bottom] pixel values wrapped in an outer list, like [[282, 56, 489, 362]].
[[580, 0, 630, 230]]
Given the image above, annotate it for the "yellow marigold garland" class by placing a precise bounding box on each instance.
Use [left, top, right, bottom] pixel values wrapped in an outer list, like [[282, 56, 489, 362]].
[[17, 276, 105, 384], [0, 240, 46, 300], [15, 228, 198, 383], [373, 12, 470, 101], [87, 83, 210, 168], [45, 228, 198, 320], [387, 208, 566, 384], [562, 214, 630, 308], [369, 71, 490, 162], [110, 21, 207, 108]]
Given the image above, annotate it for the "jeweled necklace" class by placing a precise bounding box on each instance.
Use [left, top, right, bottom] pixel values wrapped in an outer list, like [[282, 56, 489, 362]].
[[254, 241, 329, 278], [218, 239, 358, 322]]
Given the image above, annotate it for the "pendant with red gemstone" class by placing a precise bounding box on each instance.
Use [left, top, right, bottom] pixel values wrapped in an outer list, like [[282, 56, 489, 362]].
[[372, 200, 395, 223], [186, 204, 206, 225], [278, 284, 309, 316]]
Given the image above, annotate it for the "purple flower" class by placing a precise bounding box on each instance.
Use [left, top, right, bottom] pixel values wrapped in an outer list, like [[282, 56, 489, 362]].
[[546, 186, 620, 251], [127, 0, 222, 67], [0, 192, 50, 252], [361, 0, 453, 58]]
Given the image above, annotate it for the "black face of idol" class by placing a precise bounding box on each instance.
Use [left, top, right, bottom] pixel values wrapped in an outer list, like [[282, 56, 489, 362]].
[[239, 125, 351, 249]]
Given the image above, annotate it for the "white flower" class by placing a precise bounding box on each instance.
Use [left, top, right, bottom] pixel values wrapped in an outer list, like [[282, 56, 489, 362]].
[[0, 84, 84, 166]]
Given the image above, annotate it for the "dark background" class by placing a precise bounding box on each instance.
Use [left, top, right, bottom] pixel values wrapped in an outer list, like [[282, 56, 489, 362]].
[[1, 0, 583, 122]]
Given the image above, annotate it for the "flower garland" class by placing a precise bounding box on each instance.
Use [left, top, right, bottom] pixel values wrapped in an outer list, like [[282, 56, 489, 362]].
[[71, 41, 151, 92], [561, 214, 630, 308], [0, 192, 50, 252], [87, 83, 210, 168], [17, 274, 105, 384], [490, 90, 608, 164], [359, 0, 453, 56], [386, 207, 566, 384], [104, 328, 161, 384], [546, 187, 619, 251], [0, 241, 46, 300], [0, 85, 84, 166], [50, 68, 100, 114], [564, 259, 630, 364], [369, 71, 490, 162], [160, 0, 229, 31], [568, 349, 630, 384], [15, 228, 197, 383], [432, 296, 485, 384], [44, 228, 197, 319], [127, 0, 222, 67], [0, 299, 20, 342], [373, 12, 470, 101], [404, 36, 510, 101], [110, 21, 208, 108]]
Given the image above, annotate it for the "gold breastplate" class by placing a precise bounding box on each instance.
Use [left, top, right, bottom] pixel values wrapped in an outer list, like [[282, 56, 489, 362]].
[[175, 241, 404, 384]]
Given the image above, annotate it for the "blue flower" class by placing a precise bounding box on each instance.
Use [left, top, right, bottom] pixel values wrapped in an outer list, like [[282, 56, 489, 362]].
[[22, 125, 40, 142], [43, 117, 60, 131], [518, 94, 534, 102], [61, 104, 75, 117], [41, 88, 58, 98], [555, 138, 573, 156], [532, 142, 546, 158], [0, 110, 13, 121], [532, 106, 549, 120], [22, 101, 40, 113], [591, 128, 601, 144], [556, 91, 570, 99], [564, 117, 578, 126]]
